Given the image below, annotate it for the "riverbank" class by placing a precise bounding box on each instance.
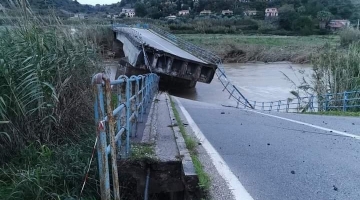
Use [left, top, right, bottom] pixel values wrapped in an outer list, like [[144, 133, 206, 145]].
[[178, 34, 339, 64]]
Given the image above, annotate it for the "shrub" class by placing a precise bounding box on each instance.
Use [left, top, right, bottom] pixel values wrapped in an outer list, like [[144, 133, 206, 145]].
[[339, 28, 360, 46]]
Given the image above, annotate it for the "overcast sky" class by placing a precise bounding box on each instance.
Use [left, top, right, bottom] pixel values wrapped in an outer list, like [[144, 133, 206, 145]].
[[77, 0, 120, 5]]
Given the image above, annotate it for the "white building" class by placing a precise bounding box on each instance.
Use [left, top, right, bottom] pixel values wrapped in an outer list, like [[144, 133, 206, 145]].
[[121, 8, 136, 18], [71, 13, 85, 19], [265, 8, 278, 17], [178, 10, 190, 15]]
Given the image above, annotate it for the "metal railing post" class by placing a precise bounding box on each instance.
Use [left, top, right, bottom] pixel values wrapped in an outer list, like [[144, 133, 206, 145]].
[[286, 100, 290, 113], [104, 79, 121, 200], [343, 92, 348, 112], [277, 100, 281, 112], [125, 78, 131, 157], [94, 83, 111, 200], [325, 94, 329, 111]]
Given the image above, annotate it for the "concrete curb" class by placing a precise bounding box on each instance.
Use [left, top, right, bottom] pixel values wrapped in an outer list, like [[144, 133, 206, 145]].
[[141, 93, 159, 144], [164, 93, 200, 199]]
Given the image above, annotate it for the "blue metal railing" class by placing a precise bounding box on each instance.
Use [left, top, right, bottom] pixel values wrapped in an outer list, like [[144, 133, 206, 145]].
[[320, 91, 360, 112], [92, 73, 159, 200]]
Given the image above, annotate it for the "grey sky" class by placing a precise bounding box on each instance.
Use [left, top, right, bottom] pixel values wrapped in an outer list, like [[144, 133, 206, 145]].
[[77, 0, 120, 5]]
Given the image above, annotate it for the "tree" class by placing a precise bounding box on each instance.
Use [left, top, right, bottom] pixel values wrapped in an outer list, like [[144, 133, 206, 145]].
[[317, 10, 331, 29], [292, 16, 314, 35], [135, 2, 147, 17], [278, 4, 299, 30]]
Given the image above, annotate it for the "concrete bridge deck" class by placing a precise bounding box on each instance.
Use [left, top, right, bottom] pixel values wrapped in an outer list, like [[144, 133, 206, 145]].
[[133, 28, 207, 64]]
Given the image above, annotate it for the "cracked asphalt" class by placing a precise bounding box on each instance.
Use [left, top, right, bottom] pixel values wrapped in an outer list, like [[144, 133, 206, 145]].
[[176, 97, 360, 200]]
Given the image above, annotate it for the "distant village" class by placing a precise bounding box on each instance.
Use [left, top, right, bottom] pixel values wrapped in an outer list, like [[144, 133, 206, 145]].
[[69, 4, 351, 31]]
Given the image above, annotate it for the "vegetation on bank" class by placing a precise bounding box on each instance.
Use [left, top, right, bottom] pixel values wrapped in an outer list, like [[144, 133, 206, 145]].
[[0, 4, 114, 199], [179, 34, 339, 63]]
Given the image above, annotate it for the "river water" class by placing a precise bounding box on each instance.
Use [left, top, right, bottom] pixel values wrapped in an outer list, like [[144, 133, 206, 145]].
[[171, 62, 313, 106]]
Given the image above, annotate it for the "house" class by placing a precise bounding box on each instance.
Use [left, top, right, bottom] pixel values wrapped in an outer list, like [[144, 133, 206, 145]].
[[328, 20, 351, 31], [200, 10, 212, 15], [222, 10, 233, 16], [71, 13, 85, 19], [166, 15, 177, 20], [112, 15, 119, 19], [244, 10, 258, 16], [178, 10, 190, 15], [265, 8, 278, 17], [107, 14, 112, 18], [121, 8, 135, 18]]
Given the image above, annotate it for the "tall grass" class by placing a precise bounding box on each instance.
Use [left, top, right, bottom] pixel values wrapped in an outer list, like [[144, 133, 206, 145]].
[[312, 42, 360, 95], [339, 28, 360, 46], [312, 42, 360, 111], [0, 1, 113, 199]]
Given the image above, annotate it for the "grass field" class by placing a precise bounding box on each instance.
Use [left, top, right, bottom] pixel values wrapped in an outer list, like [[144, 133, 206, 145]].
[[177, 34, 340, 63]]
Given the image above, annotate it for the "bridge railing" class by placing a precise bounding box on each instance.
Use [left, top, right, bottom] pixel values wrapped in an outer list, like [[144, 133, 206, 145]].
[[92, 73, 159, 200], [112, 24, 144, 46], [319, 91, 360, 112]]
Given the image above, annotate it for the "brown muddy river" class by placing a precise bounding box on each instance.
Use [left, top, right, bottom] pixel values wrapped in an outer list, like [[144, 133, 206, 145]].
[[171, 62, 313, 105]]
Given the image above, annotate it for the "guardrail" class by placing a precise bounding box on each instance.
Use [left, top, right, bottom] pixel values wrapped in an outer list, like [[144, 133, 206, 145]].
[[92, 73, 159, 200], [112, 24, 144, 47], [320, 91, 360, 112]]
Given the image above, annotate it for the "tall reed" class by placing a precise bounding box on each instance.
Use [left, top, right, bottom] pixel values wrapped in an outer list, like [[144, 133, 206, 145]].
[[0, 0, 111, 162]]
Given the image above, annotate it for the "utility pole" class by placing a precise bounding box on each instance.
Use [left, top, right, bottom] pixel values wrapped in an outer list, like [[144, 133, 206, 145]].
[[357, 19, 359, 30]]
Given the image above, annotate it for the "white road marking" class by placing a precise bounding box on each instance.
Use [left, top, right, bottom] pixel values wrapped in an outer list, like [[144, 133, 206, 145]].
[[174, 97, 254, 200], [245, 109, 360, 140]]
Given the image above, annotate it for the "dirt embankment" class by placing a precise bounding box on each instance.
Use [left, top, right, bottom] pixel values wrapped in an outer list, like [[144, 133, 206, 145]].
[[219, 46, 313, 64]]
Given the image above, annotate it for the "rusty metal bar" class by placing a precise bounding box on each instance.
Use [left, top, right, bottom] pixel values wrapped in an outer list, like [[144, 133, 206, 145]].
[[105, 78, 121, 200], [92, 74, 111, 200]]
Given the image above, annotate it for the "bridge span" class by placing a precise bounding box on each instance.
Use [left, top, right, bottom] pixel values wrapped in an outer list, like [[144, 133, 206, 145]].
[[112, 25, 217, 88]]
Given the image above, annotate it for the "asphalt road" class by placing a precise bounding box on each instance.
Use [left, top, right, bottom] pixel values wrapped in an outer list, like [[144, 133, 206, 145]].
[[176, 97, 360, 200], [132, 28, 207, 64]]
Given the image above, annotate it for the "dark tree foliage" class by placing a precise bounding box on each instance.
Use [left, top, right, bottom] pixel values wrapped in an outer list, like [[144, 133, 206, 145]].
[[0, 0, 358, 35]]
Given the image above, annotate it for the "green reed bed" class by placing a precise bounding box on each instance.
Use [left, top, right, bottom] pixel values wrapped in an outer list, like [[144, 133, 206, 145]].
[[0, 2, 113, 199]]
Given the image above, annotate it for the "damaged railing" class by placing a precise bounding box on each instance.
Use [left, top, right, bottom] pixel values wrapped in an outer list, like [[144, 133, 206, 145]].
[[92, 73, 159, 200]]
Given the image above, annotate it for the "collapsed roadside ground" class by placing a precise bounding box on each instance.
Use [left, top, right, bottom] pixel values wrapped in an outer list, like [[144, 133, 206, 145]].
[[169, 95, 236, 200]]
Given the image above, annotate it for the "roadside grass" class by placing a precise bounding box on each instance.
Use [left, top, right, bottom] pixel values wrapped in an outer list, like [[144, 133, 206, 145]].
[[130, 143, 156, 161], [169, 97, 211, 192], [305, 111, 360, 117]]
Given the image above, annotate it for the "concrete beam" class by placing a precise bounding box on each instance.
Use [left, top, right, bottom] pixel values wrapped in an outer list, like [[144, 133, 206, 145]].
[[179, 61, 188, 76], [166, 57, 174, 74]]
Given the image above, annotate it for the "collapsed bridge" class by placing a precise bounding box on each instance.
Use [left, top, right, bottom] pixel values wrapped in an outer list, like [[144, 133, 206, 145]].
[[112, 24, 218, 88]]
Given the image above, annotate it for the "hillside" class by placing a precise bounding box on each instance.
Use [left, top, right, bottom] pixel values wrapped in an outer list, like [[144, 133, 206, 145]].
[[0, 0, 96, 15]]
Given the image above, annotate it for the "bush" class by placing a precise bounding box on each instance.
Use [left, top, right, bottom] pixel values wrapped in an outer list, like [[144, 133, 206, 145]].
[[339, 28, 360, 46]]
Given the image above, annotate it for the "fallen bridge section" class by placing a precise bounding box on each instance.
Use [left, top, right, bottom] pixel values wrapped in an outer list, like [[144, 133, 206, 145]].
[[112, 25, 217, 88]]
